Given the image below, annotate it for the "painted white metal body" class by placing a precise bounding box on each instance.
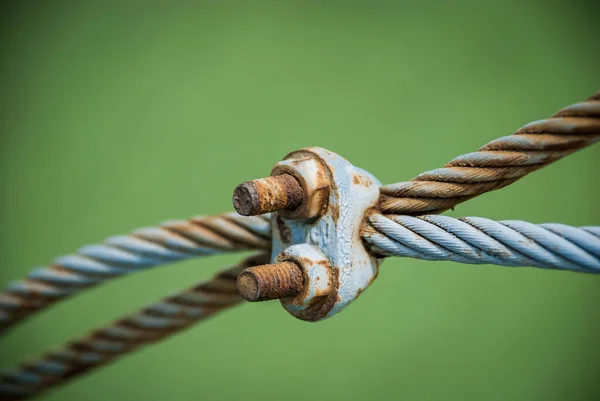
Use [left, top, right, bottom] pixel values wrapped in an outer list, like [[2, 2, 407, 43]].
[[270, 147, 382, 321]]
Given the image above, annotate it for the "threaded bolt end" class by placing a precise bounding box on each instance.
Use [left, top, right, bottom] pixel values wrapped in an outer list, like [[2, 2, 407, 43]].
[[233, 174, 304, 216], [237, 261, 304, 302]]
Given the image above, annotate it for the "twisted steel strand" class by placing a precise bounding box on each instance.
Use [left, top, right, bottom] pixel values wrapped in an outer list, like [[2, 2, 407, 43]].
[[379, 91, 600, 214], [362, 213, 600, 272], [0, 213, 270, 334], [2, 89, 598, 398], [2, 213, 597, 401], [0, 253, 269, 401]]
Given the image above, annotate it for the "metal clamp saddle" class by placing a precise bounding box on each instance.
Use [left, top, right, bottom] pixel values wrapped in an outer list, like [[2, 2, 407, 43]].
[[233, 147, 381, 321]]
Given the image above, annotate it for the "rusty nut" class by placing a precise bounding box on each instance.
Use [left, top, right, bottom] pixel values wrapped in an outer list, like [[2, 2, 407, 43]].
[[271, 152, 330, 220], [274, 244, 334, 321]]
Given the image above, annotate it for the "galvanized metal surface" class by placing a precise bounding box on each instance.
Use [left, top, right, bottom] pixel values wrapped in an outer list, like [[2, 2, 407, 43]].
[[0, 253, 269, 401], [0, 213, 271, 335], [379, 91, 600, 214], [363, 214, 600, 272]]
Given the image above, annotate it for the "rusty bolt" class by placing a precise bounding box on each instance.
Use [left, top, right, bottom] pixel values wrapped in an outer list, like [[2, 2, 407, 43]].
[[237, 261, 304, 302], [233, 174, 304, 216]]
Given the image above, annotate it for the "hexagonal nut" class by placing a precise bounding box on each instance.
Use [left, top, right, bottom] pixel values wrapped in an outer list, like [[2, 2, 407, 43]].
[[271, 154, 330, 220], [274, 244, 335, 321]]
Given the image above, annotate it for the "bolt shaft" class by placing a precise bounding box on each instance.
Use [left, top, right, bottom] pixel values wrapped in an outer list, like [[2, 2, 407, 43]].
[[233, 174, 304, 216], [237, 262, 304, 302]]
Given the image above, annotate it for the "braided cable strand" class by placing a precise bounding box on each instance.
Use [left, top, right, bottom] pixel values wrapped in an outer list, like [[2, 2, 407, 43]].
[[1, 90, 598, 398], [379, 91, 600, 214], [363, 213, 600, 272], [0, 213, 271, 334], [2, 221, 597, 400], [0, 253, 270, 401]]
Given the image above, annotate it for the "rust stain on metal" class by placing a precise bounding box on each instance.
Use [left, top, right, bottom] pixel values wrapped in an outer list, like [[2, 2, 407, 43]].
[[283, 255, 331, 307], [272, 152, 331, 220], [275, 215, 291, 244], [352, 173, 373, 187], [292, 269, 339, 322]]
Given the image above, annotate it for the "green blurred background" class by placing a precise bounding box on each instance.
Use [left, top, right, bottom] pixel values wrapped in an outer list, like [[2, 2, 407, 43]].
[[1, 1, 599, 400]]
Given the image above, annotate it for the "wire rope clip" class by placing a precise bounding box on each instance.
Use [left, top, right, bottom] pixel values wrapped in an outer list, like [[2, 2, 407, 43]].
[[233, 147, 381, 321]]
